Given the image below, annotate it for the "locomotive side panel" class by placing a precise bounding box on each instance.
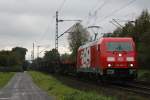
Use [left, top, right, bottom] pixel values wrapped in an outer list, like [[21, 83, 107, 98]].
[[91, 45, 96, 68], [77, 46, 91, 72], [77, 42, 102, 74]]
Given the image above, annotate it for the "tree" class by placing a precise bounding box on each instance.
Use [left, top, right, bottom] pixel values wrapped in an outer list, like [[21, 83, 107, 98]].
[[110, 9, 150, 68], [134, 10, 150, 67], [44, 49, 60, 62], [68, 23, 90, 62], [12, 47, 28, 64], [0, 50, 19, 66], [60, 53, 70, 62]]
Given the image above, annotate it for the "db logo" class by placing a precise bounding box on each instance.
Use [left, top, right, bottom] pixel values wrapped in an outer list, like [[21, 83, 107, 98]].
[[81, 47, 91, 68]]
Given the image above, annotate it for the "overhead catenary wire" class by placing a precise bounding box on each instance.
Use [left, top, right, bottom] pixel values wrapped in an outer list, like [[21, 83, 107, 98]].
[[57, 0, 67, 12], [36, 15, 55, 45], [58, 23, 77, 38], [89, 0, 101, 13], [38, 0, 67, 48], [91, 0, 109, 25], [38, 23, 50, 41], [39, 45, 50, 54], [84, 0, 109, 25], [58, 23, 71, 51], [110, 21, 120, 28], [95, 0, 108, 12], [98, 0, 138, 23], [93, 0, 110, 17], [33, 0, 68, 55], [57, 38, 70, 54], [84, 0, 104, 25]]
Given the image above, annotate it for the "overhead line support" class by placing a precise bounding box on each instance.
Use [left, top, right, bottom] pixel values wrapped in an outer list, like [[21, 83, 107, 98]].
[[55, 11, 59, 51], [55, 11, 81, 51]]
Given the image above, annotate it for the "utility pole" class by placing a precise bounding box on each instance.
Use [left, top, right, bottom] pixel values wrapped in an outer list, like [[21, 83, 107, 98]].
[[55, 11, 81, 50], [55, 11, 59, 50], [55, 11, 81, 51], [32, 43, 34, 61], [37, 45, 40, 58], [31, 51, 33, 61]]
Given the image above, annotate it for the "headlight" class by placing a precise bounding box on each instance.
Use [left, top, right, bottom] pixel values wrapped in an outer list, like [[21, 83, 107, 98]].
[[130, 64, 134, 67], [108, 64, 112, 68], [119, 53, 122, 57], [126, 57, 134, 61], [107, 57, 115, 61]]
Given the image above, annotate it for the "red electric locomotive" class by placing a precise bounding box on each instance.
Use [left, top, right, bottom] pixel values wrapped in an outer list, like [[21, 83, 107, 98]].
[[77, 37, 137, 80]]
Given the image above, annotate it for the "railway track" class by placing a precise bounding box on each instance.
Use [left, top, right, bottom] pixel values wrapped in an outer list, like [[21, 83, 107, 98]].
[[72, 75, 150, 97], [54, 74, 150, 97], [75, 76, 150, 97], [108, 80, 150, 96], [133, 80, 150, 87]]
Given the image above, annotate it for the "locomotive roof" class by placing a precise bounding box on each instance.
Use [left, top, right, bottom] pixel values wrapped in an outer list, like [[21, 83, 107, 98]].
[[78, 40, 99, 50], [78, 37, 133, 50], [101, 37, 133, 41]]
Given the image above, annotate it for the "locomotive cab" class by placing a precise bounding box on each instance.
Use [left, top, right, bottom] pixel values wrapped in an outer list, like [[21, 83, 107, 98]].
[[101, 38, 137, 79]]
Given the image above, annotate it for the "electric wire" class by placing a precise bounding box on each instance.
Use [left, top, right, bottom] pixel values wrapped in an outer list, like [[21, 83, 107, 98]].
[[84, 0, 103, 25], [37, 15, 55, 43], [39, 45, 50, 54], [98, 0, 138, 23], [57, 0, 67, 12], [92, 0, 109, 25], [89, 0, 101, 13], [84, 0, 109, 27]]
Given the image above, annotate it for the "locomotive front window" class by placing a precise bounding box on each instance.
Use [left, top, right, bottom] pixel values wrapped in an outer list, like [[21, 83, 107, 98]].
[[107, 42, 133, 51]]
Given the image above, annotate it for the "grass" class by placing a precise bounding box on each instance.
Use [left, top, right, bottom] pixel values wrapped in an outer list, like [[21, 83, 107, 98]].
[[0, 72, 15, 88], [29, 71, 115, 100], [29, 71, 149, 100], [138, 69, 150, 82]]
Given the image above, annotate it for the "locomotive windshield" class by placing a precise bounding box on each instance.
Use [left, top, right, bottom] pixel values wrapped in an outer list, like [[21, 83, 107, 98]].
[[107, 42, 133, 51]]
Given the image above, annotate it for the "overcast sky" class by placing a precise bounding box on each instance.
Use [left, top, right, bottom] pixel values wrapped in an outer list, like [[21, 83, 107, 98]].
[[0, 0, 149, 60]]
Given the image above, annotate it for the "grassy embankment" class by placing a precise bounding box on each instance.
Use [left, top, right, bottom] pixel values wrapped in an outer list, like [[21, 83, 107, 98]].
[[138, 69, 150, 82], [0, 72, 15, 88], [29, 71, 115, 100]]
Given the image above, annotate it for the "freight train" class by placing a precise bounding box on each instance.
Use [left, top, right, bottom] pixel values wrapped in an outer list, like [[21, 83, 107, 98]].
[[37, 37, 138, 81], [76, 37, 137, 80]]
